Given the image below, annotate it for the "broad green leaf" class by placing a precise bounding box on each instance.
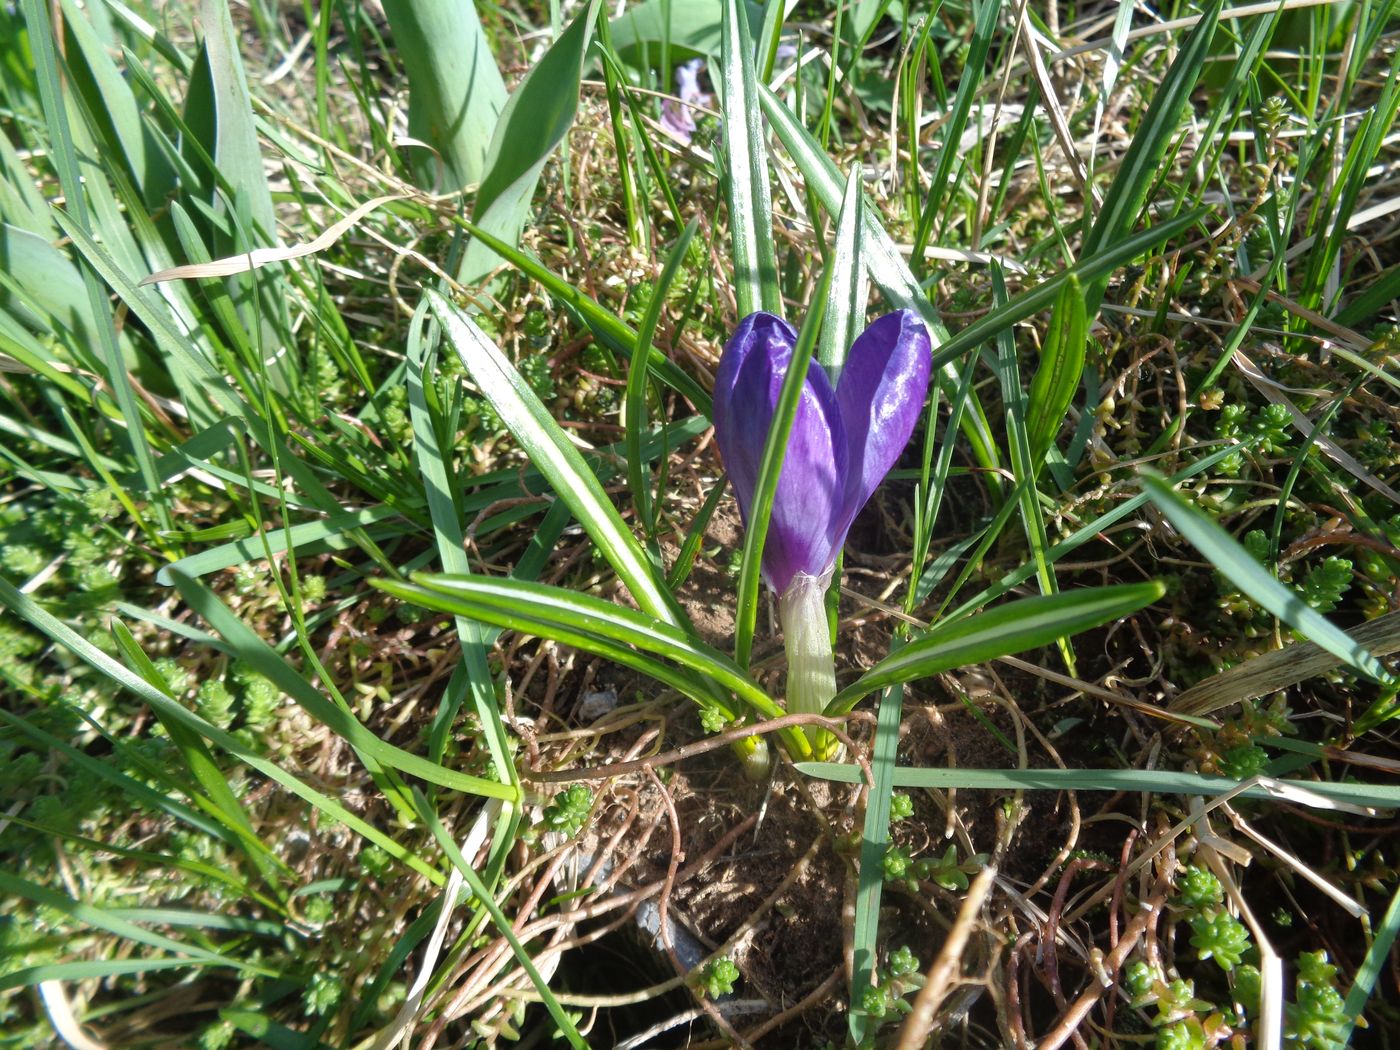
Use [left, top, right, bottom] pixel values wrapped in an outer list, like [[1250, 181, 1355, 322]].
[[458, 1, 600, 285], [59, 0, 172, 206], [192, 0, 277, 246], [719, 0, 781, 318], [829, 582, 1166, 713], [380, 0, 506, 190], [609, 0, 762, 61], [1140, 473, 1393, 685], [0, 222, 101, 348]]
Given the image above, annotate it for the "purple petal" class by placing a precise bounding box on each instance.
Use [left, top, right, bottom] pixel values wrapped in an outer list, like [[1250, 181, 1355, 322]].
[[830, 310, 931, 545], [675, 58, 708, 104], [713, 312, 846, 594], [659, 99, 696, 143]]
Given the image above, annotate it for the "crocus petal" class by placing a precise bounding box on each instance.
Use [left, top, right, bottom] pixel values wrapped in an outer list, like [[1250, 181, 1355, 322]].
[[659, 59, 708, 143], [712, 312, 847, 594], [830, 309, 931, 545], [659, 100, 696, 143], [675, 58, 708, 105]]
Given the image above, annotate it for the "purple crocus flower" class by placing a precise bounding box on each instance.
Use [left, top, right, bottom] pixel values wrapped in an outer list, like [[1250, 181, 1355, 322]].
[[659, 58, 709, 144], [712, 309, 931, 738], [713, 309, 932, 595]]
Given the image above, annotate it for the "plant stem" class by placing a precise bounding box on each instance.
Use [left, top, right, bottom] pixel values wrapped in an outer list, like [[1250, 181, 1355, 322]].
[[779, 570, 840, 758]]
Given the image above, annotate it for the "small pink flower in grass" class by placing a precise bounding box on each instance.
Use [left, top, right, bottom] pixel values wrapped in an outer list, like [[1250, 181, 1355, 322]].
[[712, 309, 931, 743], [659, 58, 709, 144]]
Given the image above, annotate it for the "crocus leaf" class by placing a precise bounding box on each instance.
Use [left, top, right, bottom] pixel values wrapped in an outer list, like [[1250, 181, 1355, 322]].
[[828, 582, 1166, 713], [720, 0, 781, 317], [609, 0, 763, 61], [1140, 473, 1393, 686], [819, 167, 867, 380], [1026, 273, 1088, 471], [374, 573, 789, 727], [425, 288, 686, 630]]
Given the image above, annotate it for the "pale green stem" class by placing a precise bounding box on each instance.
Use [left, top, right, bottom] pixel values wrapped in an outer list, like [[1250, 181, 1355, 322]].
[[778, 569, 840, 758]]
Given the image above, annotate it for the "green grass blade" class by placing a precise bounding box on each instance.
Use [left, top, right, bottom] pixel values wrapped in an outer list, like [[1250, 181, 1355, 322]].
[[1140, 473, 1393, 688], [1079, 0, 1223, 311], [941, 440, 1247, 623], [988, 265, 1068, 669], [413, 791, 589, 1049], [848, 677, 904, 1045], [667, 474, 728, 590], [933, 209, 1206, 369], [0, 958, 209, 994], [1025, 273, 1087, 470], [426, 289, 684, 628], [909, 0, 1000, 261], [0, 706, 251, 860], [108, 619, 286, 892], [627, 218, 699, 542], [818, 168, 866, 380], [406, 301, 516, 783], [156, 505, 401, 584], [450, 215, 712, 414], [795, 765, 1400, 810], [720, 0, 781, 317], [374, 576, 799, 750], [0, 871, 274, 977], [20, 0, 171, 533], [0, 576, 455, 882], [756, 81, 1005, 492], [1340, 882, 1400, 1044], [166, 568, 518, 800], [829, 582, 1165, 713]]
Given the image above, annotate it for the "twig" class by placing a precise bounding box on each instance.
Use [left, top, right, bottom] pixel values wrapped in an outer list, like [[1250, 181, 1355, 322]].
[[895, 863, 999, 1050]]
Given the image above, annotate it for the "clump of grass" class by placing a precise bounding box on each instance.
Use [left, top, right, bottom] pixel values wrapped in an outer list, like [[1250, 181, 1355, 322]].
[[2, 1, 1399, 1048]]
